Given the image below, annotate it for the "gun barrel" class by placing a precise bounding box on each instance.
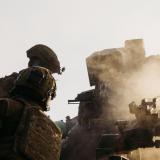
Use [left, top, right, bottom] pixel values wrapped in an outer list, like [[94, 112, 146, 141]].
[[68, 100, 80, 104]]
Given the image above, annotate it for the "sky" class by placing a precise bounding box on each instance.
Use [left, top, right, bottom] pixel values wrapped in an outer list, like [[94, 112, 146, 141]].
[[0, 0, 160, 121]]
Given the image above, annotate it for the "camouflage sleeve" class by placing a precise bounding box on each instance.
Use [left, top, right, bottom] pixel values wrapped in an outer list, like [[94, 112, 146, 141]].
[[0, 72, 18, 98]]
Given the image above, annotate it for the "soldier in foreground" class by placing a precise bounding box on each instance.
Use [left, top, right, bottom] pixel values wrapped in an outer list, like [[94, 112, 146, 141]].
[[0, 66, 61, 160], [0, 44, 61, 98]]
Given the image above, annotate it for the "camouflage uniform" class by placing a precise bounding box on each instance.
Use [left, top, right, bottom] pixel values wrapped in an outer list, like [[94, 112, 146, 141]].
[[0, 67, 62, 160], [0, 44, 61, 98]]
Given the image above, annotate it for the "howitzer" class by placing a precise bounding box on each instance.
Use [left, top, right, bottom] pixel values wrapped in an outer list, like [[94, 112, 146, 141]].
[[129, 98, 160, 131], [129, 98, 159, 118], [96, 97, 160, 159]]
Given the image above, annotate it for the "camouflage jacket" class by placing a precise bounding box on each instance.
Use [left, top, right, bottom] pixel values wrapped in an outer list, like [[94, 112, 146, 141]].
[[0, 97, 62, 160]]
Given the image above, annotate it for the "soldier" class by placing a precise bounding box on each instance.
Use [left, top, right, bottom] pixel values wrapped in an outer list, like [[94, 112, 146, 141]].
[[0, 44, 61, 98], [0, 66, 62, 160], [27, 44, 61, 74], [66, 116, 72, 133]]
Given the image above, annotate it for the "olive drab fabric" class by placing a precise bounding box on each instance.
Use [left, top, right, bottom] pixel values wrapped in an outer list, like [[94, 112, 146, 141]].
[[27, 44, 61, 74], [0, 98, 62, 160], [15, 105, 62, 160], [0, 98, 25, 159]]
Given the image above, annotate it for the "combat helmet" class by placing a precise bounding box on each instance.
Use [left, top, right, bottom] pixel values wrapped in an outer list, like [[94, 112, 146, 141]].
[[10, 66, 56, 111], [27, 44, 61, 74]]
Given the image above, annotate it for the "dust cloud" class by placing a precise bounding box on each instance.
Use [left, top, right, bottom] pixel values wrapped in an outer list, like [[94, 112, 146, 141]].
[[87, 39, 160, 120]]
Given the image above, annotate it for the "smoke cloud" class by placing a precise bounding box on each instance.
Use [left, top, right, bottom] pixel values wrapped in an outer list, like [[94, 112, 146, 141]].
[[87, 39, 160, 120]]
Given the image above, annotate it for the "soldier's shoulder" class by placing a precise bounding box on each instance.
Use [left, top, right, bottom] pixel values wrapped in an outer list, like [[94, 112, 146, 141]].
[[0, 72, 19, 97], [0, 72, 18, 82], [15, 107, 62, 160]]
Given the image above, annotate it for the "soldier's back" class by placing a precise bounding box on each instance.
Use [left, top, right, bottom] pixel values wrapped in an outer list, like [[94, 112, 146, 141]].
[[0, 97, 62, 160], [0, 98, 24, 159]]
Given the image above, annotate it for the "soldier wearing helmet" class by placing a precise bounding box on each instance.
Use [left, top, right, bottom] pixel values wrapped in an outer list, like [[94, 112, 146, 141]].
[[0, 44, 62, 98], [0, 66, 62, 160], [27, 44, 61, 74]]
